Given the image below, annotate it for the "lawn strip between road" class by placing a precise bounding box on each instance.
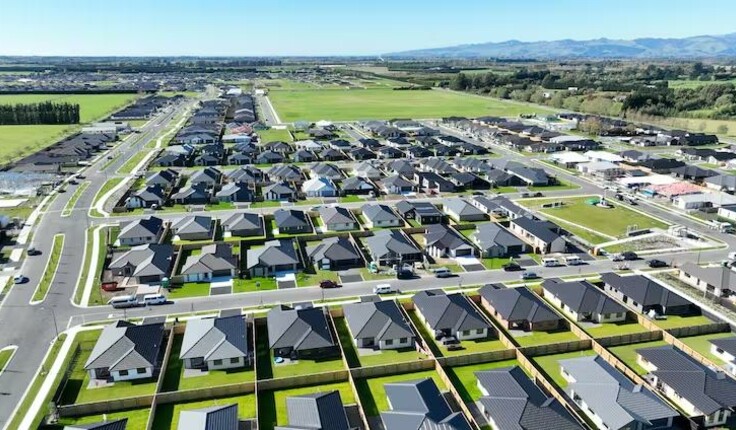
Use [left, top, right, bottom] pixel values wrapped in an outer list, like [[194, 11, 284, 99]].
[[30, 234, 65, 304]]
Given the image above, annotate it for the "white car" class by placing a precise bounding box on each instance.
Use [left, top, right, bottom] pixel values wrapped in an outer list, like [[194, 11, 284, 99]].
[[13, 275, 28, 284]]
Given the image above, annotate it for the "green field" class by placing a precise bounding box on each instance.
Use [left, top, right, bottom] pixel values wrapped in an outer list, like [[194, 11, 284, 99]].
[[0, 93, 139, 123], [268, 88, 556, 122]]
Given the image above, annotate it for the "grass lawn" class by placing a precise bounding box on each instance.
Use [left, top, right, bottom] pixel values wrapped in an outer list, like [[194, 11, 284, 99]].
[[90, 177, 125, 216], [652, 314, 714, 330], [32, 234, 64, 302], [161, 333, 255, 392], [260, 382, 354, 430], [528, 180, 580, 192], [269, 88, 556, 122], [359, 267, 395, 281], [0, 125, 73, 162], [251, 200, 283, 209], [584, 320, 650, 339], [167, 282, 211, 298], [339, 195, 364, 203], [86, 227, 111, 306], [152, 394, 256, 430], [0, 348, 14, 373], [481, 257, 515, 270], [532, 349, 597, 388], [407, 310, 508, 357], [355, 370, 446, 416], [334, 317, 429, 368], [61, 181, 90, 216], [518, 196, 669, 240], [255, 127, 293, 143], [117, 149, 151, 174], [512, 329, 581, 347], [0, 93, 139, 122], [59, 330, 158, 404], [233, 277, 278, 293], [677, 332, 735, 366], [445, 359, 520, 402], [50, 408, 150, 430], [608, 340, 669, 375], [297, 270, 340, 287]]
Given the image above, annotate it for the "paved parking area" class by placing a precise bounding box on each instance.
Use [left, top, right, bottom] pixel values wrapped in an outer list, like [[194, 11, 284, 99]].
[[340, 274, 363, 284], [462, 264, 485, 272], [516, 257, 538, 267], [278, 280, 296, 289], [210, 285, 232, 295]]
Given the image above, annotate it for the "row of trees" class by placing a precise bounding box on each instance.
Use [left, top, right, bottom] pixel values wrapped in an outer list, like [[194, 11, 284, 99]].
[[0, 102, 80, 125]]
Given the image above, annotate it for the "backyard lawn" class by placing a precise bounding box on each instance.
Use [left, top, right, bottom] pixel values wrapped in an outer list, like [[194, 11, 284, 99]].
[[355, 370, 446, 416], [583, 321, 650, 339], [258, 382, 354, 430], [151, 394, 256, 430], [445, 359, 521, 402], [407, 310, 508, 357], [51, 408, 150, 430], [608, 340, 669, 375], [531, 349, 597, 388], [255, 127, 293, 143], [651, 314, 714, 330], [269, 88, 556, 122], [677, 332, 735, 366], [511, 328, 581, 347]]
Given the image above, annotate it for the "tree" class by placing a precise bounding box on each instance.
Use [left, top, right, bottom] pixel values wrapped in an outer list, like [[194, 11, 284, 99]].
[[449, 73, 470, 91]]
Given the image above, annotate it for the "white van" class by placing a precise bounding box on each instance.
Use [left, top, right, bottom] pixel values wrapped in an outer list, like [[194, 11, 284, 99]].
[[108, 295, 138, 308], [142, 293, 167, 306], [541, 257, 560, 267], [564, 255, 583, 266], [373, 284, 397, 295], [434, 268, 453, 278]]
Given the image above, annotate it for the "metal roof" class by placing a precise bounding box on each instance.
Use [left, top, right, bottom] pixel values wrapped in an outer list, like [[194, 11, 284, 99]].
[[412, 290, 490, 333], [343, 299, 414, 342], [180, 315, 248, 362], [479, 285, 561, 325], [84, 321, 164, 373], [267, 305, 335, 351]]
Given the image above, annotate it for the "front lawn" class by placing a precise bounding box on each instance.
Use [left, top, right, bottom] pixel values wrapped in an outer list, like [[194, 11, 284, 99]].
[[297, 270, 340, 287], [355, 370, 446, 417], [259, 382, 354, 430], [481, 257, 515, 270], [233, 277, 278, 293], [531, 349, 597, 388], [677, 332, 735, 366], [167, 282, 211, 298], [445, 359, 520, 402], [152, 394, 256, 430], [528, 179, 580, 192], [608, 340, 669, 375]]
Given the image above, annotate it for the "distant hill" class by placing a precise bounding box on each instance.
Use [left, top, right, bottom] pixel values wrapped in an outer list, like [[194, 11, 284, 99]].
[[385, 33, 736, 59]]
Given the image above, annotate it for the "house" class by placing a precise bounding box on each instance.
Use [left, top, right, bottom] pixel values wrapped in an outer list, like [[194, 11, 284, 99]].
[[679, 262, 736, 297], [352, 161, 383, 179], [215, 183, 252, 203], [194, 153, 220, 166], [361, 204, 402, 229], [415, 172, 457, 193], [638, 345, 736, 426], [482, 196, 529, 219], [84, 320, 164, 382], [471, 223, 528, 257], [509, 217, 565, 254], [180, 315, 249, 370], [306, 237, 362, 270], [475, 366, 582, 430], [395, 200, 443, 225], [171, 216, 214, 241], [381, 378, 472, 430], [267, 304, 338, 359], [108, 244, 173, 284], [382, 175, 415, 194], [705, 174, 736, 193], [559, 355, 678, 430], [292, 149, 317, 163], [117, 216, 164, 246], [177, 404, 241, 430], [576, 161, 624, 180], [273, 209, 310, 234], [641, 158, 686, 174], [256, 150, 284, 164], [246, 239, 299, 277], [423, 224, 474, 258], [64, 419, 128, 430], [319, 206, 358, 231], [189, 167, 222, 189], [710, 337, 736, 375], [227, 165, 266, 186], [671, 165, 719, 182], [311, 163, 344, 180], [365, 229, 422, 267], [479, 285, 562, 332], [601, 272, 698, 317], [443, 198, 487, 222], [386, 159, 416, 177], [412, 290, 491, 341], [542, 279, 627, 323], [343, 297, 414, 350], [155, 153, 187, 167], [180, 244, 237, 282], [321, 146, 347, 161], [341, 176, 376, 195], [502, 162, 550, 186], [275, 391, 351, 430], [228, 151, 255, 166], [302, 177, 337, 198], [450, 172, 489, 190], [126, 185, 166, 209], [145, 169, 179, 189], [350, 147, 377, 161], [221, 212, 262, 237], [171, 184, 211, 205], [263, 182, 297, 202], [268, 165, 303, 183]]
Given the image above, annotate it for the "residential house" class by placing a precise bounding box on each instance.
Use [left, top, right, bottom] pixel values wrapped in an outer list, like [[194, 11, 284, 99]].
[[256, 150, 284, 164], [361, 204, 402, 229], [155, 153, 187, 167], [263, 182, 297, 202], [479, 284, 562, 332], [221, 213, 262, 237], [117, 216, 164, 246], [382, 175, 415, 194], [180, 244, 237, 282], [679, 262, 736, 297], [471, 223, 528, 257], [145, 169, 179, 189], [268, 165, 303, 183], [381, 378, 472, 430], [291, 149, 317, 163], [710, 337, 736, 376], [171, 216, 214, 241], [352, 161, 383, 179], [576, 161, 624, 180], [559, 355, 678, 430], [343, 297, 415, 350], [189, 167, 222, 189], [302, 177, 337, 198], [638, 346, 736, 426], [601, 272, 698, 317], [246, 239, 299, 277], [412, 290, 491, 341], [171, 184, 211, 205], [177, 404, 238, 430], [311, 163, 344, 180], [365, 229, 422, 267], [180, 315, 249, 370], [306, 237, 362, 271], [443, 198, 487, 222], [482, 196, 529, 219], [126, 185, 166, 209], [84, 320, 164, 382], [423, 224, 474, 258], [274, 391, 350, 430], [671, 165, 718, 182], [705, 174, 736, 193], [273, 209, 310, 234], [415, 172, 457, 194], [350, 147, 377, 161], [341, 176, 376, 195], [509, 217, 565, 254], [228, 151, 255, 166], [395, 200, 443, 225], [108, 244, 173, 284], [318, 206, 358, 231], [215, 183, 252, 203], [541, 279, 627, 323], [267, 304, 338, 359]]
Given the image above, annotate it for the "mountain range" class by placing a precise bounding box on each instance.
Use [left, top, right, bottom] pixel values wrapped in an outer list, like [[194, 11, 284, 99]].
[[385, 33, 736, 59]]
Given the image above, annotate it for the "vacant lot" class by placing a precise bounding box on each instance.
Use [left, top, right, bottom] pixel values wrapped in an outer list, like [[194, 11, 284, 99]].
[[518, 197, 669, 242], [269, 88, 556, 122], [0, 93, 139, 123]]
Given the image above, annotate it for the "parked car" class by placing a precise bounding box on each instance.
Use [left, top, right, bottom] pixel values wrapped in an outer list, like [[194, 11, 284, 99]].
[[141, 293, 167, 306], [532, 192, 544, 197], [647, 259, 668, 268], [373, 284, 396, 294], [521, 271, 538, 280], [610, 253, 625, 262], [319, 280, 341, 289], [622, 251, 638, 260], [26, 247, 41, 256], [13, 274, 28, 284], [440, 336, 459, 346], [396, 269, 414, 280], [502, 262, 522, 272], [434, 268, 453, 278]]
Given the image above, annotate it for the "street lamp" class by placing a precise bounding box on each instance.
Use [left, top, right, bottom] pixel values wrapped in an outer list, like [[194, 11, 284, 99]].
[[41, 306, 60, 339]]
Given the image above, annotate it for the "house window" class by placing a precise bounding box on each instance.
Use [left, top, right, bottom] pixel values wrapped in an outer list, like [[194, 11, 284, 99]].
[[717, 347, 724, 354], [399, 338, 407, 344], [385, 339, 394, 346], [462, 330, 471, 336], [136, 368, 147, 374], [476, 329, 484, 334], [119, 370, 129, 376], [230, 358, 240, 364], [213, 359, 223, 365]]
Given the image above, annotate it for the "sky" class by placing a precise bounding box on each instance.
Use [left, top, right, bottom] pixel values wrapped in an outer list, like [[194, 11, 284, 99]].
[[2, 0, 735, 56]]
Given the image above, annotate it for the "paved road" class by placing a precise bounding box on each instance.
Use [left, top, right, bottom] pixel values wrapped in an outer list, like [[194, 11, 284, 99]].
[[2, 110, 736, 428]]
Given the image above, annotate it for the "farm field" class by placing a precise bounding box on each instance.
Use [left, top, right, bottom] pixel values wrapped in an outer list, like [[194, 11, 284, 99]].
[[0, 93, 139, 123], [268, 88, 556, 122]]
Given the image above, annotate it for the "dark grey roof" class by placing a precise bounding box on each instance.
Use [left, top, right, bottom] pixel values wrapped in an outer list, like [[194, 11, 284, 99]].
[[247, 239, 299, 270], [108, 244, 173, 277], [274, 209, 309, 229], [710, 337, 736, 358], [383, 175, 414, 188], [171, 216, 213, 235], [365, 229, 421, 259], [178, 404, 238, 430], [472, 223, 525, 250], [601, 273, 693, 310], [412, 290, 490, 333], [343, 299, 413, 342], [180, 315, 248, 362], [341, 176, 375, 191], [264, 182, 296, 196], [221, 212, 261, 232], [319, 206, 355, 225], [276, 391, 350, 430], [559, 355, 677, 429], [510, 217, 561, 244], [479, 285, 561, 325], [542, 279, 626, 315], [118, 216, 163, 241], [267, 305, 335, 351], [362, 204, 400, 223], [181, 244, 237, 275], [381, 378, 472, 430], [680, 263, 736, 291], [424, 224, 471, 251], [64, 419, 128, 430], [444, 198, 485, 218], [476, 366, 582, 430], [705, 174, 736, 188], [84, 320, 165, 372], [306, 237, 361, 264], [637, 345, 736, 415]]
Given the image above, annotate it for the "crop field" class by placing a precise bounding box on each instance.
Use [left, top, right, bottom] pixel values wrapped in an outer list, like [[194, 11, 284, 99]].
[[268, 88, 556, 122]]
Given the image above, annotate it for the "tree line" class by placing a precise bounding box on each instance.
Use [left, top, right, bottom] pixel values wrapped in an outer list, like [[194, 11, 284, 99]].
[[0, 101, 80, 125]]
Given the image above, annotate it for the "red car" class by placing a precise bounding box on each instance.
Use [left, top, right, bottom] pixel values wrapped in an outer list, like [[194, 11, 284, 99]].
[[319, 280, 342, 289]]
